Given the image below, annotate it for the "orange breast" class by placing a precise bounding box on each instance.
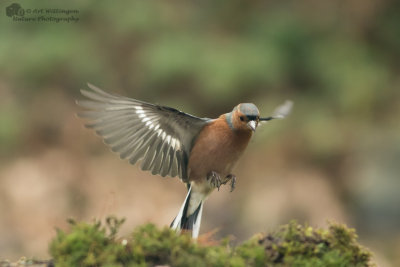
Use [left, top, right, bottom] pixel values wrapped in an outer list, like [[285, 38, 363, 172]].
[[187, 115, 252, 182]]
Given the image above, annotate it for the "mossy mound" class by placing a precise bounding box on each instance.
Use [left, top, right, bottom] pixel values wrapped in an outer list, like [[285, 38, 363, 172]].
[[49, 216, 373, 267]]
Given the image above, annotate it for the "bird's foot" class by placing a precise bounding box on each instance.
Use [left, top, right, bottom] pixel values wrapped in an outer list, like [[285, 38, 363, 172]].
[[207, 171, 222, 191], [225, 174, 236, 192]]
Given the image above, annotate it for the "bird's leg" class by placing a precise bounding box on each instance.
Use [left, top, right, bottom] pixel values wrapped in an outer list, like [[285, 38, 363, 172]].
[[207, 171, 222, 191], [225, 174, 237, 192]]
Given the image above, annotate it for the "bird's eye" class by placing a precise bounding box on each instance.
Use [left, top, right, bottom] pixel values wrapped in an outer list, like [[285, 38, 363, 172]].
[[240, 116, 245, 121]]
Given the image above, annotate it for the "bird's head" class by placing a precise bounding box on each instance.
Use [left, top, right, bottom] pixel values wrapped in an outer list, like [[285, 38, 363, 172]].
[[230, 103, 260, 132], [226, 100, 293, 132]]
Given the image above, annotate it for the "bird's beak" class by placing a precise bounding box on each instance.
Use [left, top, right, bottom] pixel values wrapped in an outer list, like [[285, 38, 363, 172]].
[[247, 120, 257, 131]]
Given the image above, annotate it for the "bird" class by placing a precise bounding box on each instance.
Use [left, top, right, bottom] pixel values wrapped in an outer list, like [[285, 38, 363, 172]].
[[77, 83, 292, 238]]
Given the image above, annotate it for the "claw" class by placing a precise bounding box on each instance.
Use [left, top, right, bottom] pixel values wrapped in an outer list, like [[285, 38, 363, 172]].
[[226, 174, 237, 192], [230, 176, 236, 192], [207, 171, 222, 190]]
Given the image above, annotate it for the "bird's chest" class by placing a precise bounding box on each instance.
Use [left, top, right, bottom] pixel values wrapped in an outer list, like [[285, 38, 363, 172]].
[[187, 121, 252, 181]]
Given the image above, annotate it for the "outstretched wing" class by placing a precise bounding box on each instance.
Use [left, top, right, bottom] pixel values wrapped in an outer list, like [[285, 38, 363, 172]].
[[77, 83, 208, 181]]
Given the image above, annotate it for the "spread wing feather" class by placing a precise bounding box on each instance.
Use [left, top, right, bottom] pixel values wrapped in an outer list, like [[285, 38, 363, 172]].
[[77, 83, 208, 181]]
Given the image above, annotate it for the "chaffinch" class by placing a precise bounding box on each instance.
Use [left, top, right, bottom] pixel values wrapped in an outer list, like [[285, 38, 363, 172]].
[[77, 83, 292, 238]]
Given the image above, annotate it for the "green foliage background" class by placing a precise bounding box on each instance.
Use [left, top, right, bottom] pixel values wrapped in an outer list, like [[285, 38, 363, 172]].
[[0, 0, 399, 265], [2, 1, 399, 155]]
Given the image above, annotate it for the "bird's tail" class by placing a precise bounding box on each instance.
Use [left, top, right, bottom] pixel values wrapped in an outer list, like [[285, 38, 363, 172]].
[[170, 185, 204, 238]]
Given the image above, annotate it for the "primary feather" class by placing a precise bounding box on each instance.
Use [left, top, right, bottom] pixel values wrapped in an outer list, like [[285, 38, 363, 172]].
[[77, 83, 208, 181]]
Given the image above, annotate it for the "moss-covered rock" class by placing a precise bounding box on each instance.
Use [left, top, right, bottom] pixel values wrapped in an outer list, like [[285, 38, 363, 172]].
[[49, 217, 374, 267], [240, 221, 373, 266]]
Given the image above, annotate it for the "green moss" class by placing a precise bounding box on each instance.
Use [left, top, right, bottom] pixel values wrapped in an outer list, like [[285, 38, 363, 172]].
[[49, 217, 129, 267], [49, 217, 374, 267], [251, 221, 373, 266]]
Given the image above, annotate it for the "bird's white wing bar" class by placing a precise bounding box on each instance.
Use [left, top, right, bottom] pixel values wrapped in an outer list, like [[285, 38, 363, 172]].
[[77, 83, 208, 181]]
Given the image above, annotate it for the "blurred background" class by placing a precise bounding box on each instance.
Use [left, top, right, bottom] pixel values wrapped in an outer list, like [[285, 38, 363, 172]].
[[1, 0, 399, 265]]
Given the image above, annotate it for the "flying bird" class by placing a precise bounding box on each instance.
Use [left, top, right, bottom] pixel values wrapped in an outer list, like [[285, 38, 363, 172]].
[[77, 84, 292, 238]]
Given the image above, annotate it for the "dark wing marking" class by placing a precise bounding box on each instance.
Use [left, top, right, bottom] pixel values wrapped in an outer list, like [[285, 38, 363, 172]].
[[77, 83, 208, 181]]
